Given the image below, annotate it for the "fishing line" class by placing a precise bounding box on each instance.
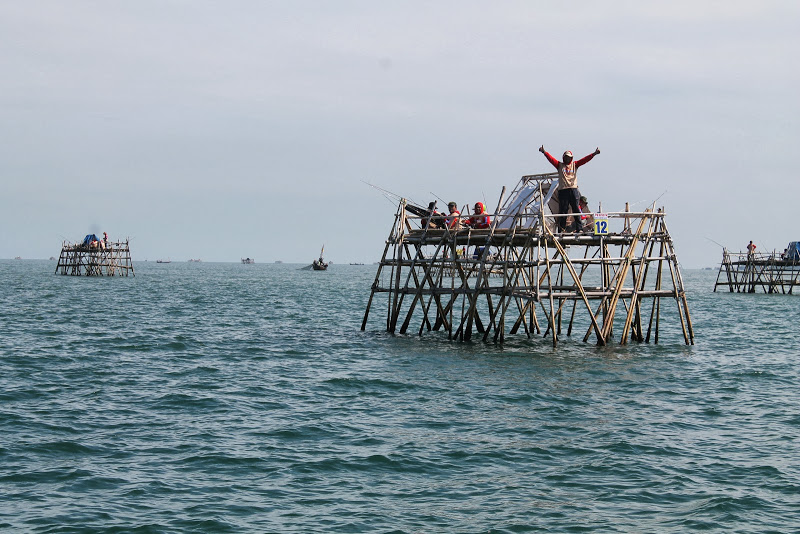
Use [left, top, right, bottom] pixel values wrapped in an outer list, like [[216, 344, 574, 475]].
[[705, 236, 727, 249]]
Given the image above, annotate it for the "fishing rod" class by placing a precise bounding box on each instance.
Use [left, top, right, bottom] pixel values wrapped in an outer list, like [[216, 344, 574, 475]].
[[652, 189, 668, 205], [626, 190, 667, 210], [363, 180, 403, 200], [705, 236, 727, 250], [430, 191, 447, 206], [363, 181, 424, 207], [363, 181, 403, 206]]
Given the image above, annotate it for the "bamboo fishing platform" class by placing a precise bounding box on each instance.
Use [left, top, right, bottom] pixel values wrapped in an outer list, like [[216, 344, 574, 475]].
[[714, 249, 800, 293], [55, 237, 134, 277], [362, 173, 694, 346]]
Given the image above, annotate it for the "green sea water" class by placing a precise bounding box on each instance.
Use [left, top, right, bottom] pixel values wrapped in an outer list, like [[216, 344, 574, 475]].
[[1, 260, 799, 533]]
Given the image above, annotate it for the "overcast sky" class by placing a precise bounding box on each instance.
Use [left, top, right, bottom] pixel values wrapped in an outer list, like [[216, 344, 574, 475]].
[[1, 1, 798, 267]]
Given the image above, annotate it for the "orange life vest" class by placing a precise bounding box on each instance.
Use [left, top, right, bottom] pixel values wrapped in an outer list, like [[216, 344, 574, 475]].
[[446, 209, 461, 228], [469, 202, 491, 229]]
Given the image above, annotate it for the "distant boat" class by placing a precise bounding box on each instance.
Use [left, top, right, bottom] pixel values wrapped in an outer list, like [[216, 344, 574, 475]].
[[50, 256, 56, 261], [274, 260, 283, 264], [156, 259, 171, 264], [242, 258, 255, 264], [14, 256, 22, 260], [312, 245, 328, 271], [188, 258, 202, 263], [349, 262, 364, 265]]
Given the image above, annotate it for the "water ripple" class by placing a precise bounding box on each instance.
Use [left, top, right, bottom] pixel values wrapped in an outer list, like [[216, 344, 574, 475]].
[[1, 263, 800, 531]]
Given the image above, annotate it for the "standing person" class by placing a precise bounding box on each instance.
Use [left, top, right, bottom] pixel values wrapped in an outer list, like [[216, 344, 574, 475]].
[[102, 232, 109, 250], [747, 240, 756, 257], [539, 145, 600, 232], [445, 202, 461, 229]]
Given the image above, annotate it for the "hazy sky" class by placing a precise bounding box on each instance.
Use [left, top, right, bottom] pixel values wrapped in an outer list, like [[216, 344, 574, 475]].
[[2, 1, 798, 267]]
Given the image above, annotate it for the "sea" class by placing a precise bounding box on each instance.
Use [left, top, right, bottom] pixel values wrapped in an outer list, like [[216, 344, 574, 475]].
[[1, 259, 799, 533]]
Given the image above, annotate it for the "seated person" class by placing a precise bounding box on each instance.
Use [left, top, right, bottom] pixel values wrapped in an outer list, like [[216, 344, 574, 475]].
[[445, 202, 461, 229], [466, 202, 491, 229], [422, 201, 442, 229], [577, 196, 594, 231]]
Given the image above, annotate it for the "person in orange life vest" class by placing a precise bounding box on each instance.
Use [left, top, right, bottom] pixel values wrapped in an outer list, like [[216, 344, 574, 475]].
[[467, 201, 491, 229], [445, 202, 461, 229], [539, 145, 600, 232]]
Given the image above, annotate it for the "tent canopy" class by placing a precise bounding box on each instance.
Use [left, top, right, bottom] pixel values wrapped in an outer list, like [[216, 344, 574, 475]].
[[82, 234, 99, 246], [786, 242, 800, 260]]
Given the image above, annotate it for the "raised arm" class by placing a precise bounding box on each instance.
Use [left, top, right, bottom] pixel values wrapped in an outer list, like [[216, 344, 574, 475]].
[[575, 147, 600, 168], [539, 145, 560, 169]]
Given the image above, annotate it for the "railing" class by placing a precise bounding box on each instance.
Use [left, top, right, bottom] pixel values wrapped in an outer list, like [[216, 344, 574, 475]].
[[401, 203, 663, 236], [722, 250, 800, 264], [62, 240, 126, 251], [364, 196, 693, 346], [715, 248, 800, 293]]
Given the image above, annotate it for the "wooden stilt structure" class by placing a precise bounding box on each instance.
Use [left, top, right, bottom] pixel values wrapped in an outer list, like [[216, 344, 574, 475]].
[[362, 173, 694, 346], [714, 249, 800, 294], [55, 239, 135, 277]]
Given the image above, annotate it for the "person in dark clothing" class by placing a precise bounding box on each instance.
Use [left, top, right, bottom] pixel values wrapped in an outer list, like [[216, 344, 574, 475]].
[[422, 202, 442, 229]]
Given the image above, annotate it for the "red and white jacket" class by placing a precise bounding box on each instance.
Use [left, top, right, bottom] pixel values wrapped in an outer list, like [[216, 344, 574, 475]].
[[542, 150, 597, 190], [468, 202, 491, 229]]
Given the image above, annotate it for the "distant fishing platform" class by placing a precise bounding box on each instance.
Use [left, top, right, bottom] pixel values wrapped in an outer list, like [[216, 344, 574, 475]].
[[362, 172, 694, 346], [714, 246, 800, 294], [55, 235, 134, 277]]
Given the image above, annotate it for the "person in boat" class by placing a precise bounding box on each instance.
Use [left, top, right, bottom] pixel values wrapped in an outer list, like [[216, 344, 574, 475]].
[[445, 202, 461, 229], [466, 201, 491, 229], [539, 145, 600, 232]]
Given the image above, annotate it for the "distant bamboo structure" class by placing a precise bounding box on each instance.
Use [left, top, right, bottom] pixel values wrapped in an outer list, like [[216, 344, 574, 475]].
[[714, 249, 800, 293], [55, 239, 134, 277], [362, 173, 694, 346]]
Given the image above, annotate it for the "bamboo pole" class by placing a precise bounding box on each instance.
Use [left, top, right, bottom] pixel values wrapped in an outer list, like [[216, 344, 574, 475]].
[[547, 231, 605, 345], [600, 210, 651, 343], [365, 194, 692, 346], [620, 209, 657, 344]]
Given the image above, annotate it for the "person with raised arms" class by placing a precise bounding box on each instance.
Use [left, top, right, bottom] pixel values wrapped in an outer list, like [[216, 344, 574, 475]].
[[539, 145, 600, 232]]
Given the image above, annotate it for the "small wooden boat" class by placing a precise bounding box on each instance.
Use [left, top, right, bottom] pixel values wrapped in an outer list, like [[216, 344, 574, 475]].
[[312, 245, 328, 270], [241, 258, 255, 264]]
